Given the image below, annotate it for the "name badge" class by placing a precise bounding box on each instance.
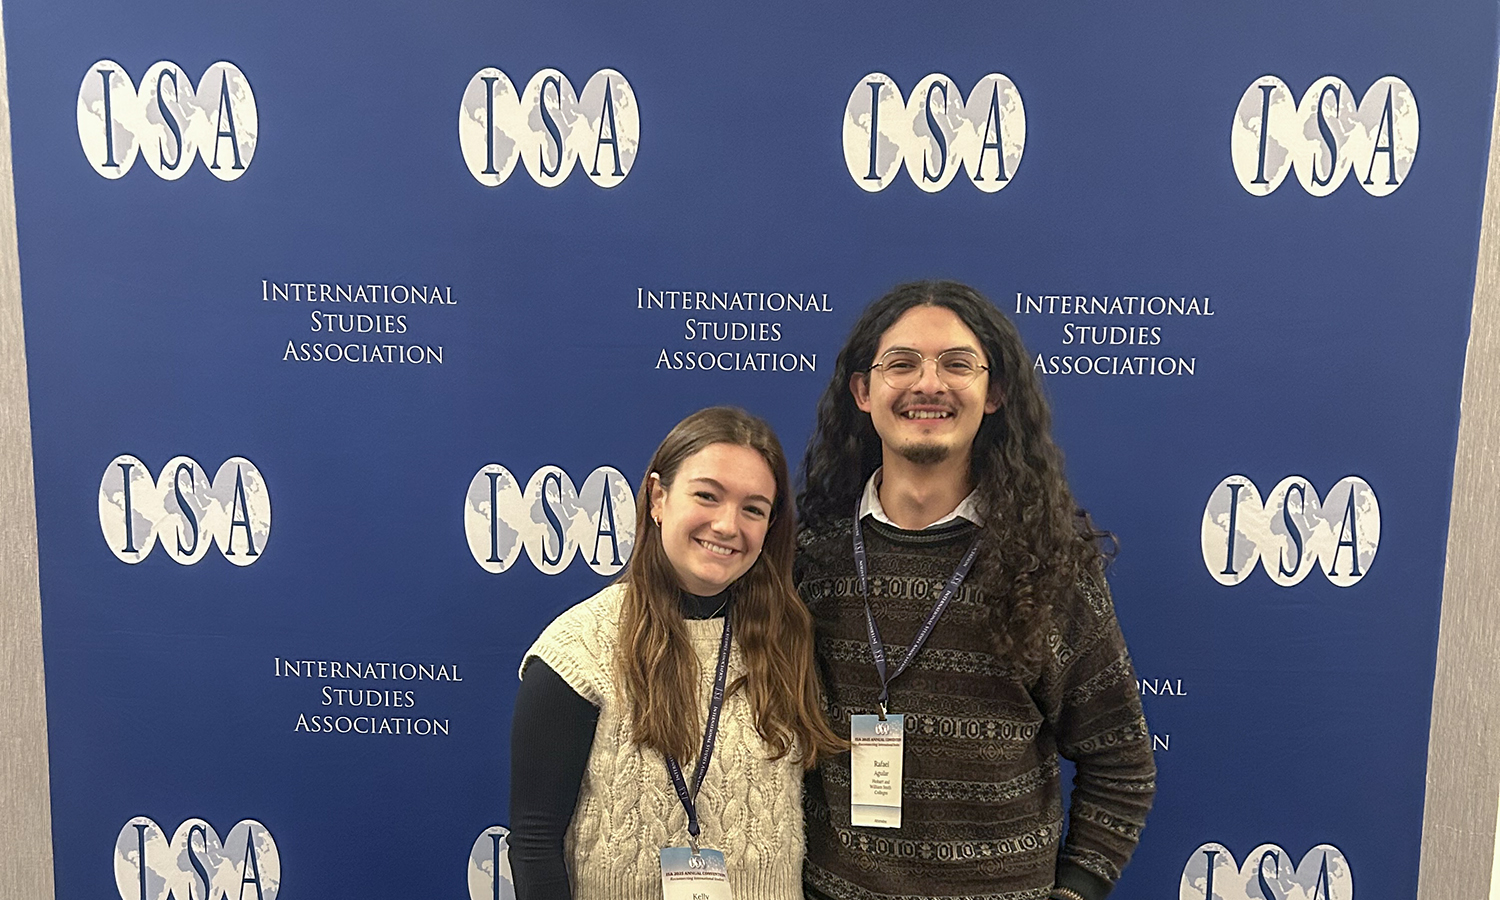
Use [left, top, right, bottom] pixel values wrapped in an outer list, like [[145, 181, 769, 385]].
[[660, 847, 733, 900], [850, 713, 904, 828]]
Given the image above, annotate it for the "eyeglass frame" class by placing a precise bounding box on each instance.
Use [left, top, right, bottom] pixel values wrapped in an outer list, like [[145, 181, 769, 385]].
[[865, 348, 993, 391]]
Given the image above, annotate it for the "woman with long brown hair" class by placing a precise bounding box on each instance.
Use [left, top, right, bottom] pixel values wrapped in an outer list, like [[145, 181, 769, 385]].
[[509, 406, 843, 900]]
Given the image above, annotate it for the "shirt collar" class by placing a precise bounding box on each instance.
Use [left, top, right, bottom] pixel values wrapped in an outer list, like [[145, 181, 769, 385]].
[[857, 468, 983, 530]]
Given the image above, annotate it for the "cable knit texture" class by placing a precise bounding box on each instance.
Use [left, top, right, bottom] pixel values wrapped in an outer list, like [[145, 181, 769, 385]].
[[521, 584, 805, 900]]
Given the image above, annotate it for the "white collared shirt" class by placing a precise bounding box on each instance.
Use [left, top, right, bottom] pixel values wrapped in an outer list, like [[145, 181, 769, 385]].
[[857, 468, 983, 530]]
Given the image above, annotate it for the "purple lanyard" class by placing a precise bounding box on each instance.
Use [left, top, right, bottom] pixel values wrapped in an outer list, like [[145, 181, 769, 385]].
[[853, 507, 981, 716], [664, 611, 733, 850]]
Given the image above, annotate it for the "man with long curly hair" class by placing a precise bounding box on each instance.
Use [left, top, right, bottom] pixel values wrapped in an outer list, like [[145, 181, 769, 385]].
[[796, 281, 1156, 900]]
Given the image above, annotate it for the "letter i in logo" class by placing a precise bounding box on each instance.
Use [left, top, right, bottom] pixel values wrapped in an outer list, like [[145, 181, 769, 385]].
[[101, 455, 160, 563], [843, 73, 904, 191], [465, 464, 526, 572], [1200, 476, 1266, 585], [78, 61, 142, 178], [1231, 76, 1296, 196], [114, 817, 169, 900], [467, 826, 515, 900], [460, 68, 523, 186]]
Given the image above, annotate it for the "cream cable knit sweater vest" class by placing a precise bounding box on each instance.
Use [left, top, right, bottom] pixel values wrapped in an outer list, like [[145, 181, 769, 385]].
[[520, 584, 805, 900]]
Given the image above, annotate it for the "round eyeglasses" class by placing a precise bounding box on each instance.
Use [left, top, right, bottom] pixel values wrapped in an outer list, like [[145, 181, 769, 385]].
[[867, 349, 990, 390]]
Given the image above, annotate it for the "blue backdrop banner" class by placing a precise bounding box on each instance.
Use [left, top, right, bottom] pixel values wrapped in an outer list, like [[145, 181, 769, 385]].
[[7, 2, 1498, 898]]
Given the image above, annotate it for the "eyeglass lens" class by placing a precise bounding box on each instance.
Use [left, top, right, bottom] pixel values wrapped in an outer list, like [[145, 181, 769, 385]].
[[877, 350, 983, 389]]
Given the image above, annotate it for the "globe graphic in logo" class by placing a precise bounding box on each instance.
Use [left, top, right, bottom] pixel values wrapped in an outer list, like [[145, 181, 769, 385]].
[[468, 826, 515, 900], [114, 818, 279, 900]]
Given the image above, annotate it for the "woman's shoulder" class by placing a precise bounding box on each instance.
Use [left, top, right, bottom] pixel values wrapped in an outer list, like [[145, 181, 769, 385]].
[[544, 582, 627, 638], [518, 584, 626, 700]]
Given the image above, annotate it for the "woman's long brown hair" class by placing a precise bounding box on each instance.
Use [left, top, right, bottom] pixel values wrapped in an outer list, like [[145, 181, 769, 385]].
[[617, 406, 845, 768]]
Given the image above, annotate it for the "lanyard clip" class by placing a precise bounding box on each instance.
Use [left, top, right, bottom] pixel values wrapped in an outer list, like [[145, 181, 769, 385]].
[[690, 834, 701, 855], [877, 701, 888, 721]]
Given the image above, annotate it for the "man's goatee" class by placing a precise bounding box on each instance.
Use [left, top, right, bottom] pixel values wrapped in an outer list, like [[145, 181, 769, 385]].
[[898, 443, 949, 465]]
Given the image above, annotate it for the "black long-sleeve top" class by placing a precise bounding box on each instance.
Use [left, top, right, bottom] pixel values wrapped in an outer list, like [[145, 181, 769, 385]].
[[509, 590, 730, 900]]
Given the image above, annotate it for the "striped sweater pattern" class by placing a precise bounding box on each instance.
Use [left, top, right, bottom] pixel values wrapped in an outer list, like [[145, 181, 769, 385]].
[[797, 518, 1156, 900]]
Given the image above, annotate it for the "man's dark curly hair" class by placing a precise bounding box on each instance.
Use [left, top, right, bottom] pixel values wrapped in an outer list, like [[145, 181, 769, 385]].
[[797, 280, 1113, 674]]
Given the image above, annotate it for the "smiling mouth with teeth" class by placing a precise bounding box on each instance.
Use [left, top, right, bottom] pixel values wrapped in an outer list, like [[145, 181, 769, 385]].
[[697, 539, 737, 556], [902, 410, 953, 419]]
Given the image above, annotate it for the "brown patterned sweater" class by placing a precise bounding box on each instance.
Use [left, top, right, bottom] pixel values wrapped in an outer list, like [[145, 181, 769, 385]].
[[797, 517, 1156, 900]]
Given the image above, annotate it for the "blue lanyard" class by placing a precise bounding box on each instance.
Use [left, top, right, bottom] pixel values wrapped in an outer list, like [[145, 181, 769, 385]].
[[853, 507, 981, 716], [664, 611, 733, 851]]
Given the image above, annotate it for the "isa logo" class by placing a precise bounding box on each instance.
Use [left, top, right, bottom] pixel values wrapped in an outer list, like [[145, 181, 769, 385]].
[[115, 817, 279, 900], [459, 68, 638, 188], [1232, 75, 1416, 196], [99, 456, 270, 565], [77, 60, 257, 180], [1181, 842, 1351, 900], [843, 72, 1024, 193], [1201, 475, 1378, 587], [464, 464, 636, 575], [468, 826, 515, 900]]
